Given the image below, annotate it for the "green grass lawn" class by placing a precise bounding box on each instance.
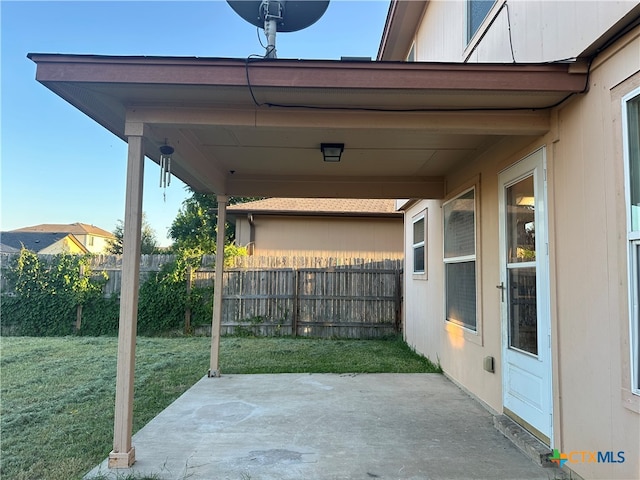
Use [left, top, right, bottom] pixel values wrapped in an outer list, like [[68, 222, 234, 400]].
[[0, 335, 439, 480]]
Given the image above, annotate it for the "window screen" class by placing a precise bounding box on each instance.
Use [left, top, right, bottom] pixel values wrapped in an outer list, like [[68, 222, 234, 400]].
[[444, 188, 477, 330], [413, 216, 425, 274]]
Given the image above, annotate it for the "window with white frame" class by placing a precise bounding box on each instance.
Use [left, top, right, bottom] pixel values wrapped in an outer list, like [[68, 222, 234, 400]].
[[624, 87, 640, 395], [467, 0, 496, 43], [413, 214, 426, 275], [443, 188, 477, 331]]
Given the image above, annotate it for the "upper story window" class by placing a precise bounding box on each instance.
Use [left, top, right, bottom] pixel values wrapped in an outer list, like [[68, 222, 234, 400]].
[[624, 87, 640, 395], [467, 0, 496, 43]]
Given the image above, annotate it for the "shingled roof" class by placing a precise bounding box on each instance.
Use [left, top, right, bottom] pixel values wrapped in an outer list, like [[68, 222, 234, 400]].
[[11, 222, 114, 238], [0, 232, 88, 253], [227, 198, 401, 217]]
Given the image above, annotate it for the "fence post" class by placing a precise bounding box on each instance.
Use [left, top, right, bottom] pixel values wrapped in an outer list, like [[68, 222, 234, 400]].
[[395, 268, 402, 333], [292, 268, 299, 337], [184, 265, 192, 334], [75, 263, 85, 332]]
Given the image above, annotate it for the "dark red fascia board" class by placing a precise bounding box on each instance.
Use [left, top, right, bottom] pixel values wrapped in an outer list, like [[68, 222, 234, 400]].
[[27, 54, 587, 94]]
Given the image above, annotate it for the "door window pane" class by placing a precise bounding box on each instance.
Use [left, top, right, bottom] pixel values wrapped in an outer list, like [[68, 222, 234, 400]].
[[509, 267, 537, 355], [507, 176, 535, 263]]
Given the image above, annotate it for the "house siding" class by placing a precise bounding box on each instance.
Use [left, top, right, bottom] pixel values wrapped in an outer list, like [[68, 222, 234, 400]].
[[413, 0, 638, 63], [235, 215, 403, 260], [74, 234, 112, 254], [402, 11, 640, 479], [548, 34, 640, 479], [39, 236, 87, 254]]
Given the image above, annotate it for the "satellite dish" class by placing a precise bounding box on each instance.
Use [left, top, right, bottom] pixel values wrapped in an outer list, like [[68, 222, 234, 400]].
[[227, 0, 330, 58]]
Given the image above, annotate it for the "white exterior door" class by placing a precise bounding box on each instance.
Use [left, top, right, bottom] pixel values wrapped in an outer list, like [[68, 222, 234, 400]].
[[499, 148, 553, 444]]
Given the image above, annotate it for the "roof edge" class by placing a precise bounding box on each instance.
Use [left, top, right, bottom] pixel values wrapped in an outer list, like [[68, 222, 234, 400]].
[[28, 53, 589, 94], [226, 210, 402, 218]]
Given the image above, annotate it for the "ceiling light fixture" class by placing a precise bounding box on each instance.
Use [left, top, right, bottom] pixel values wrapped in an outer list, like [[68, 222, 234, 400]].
[[321, 143, 344, 162]]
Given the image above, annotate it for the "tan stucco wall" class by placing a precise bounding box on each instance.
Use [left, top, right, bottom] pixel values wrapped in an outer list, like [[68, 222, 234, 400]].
[[545, 32, 640, 480], [403, 28, 640, 480], [403, 201, 443, 363], [235, 215, 403, 259]]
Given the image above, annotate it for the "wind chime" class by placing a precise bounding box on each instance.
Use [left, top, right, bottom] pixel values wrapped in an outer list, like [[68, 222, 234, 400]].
[[159, 142, 174, 201]]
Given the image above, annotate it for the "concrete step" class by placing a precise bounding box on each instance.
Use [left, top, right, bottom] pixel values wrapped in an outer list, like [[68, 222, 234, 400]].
[[493, 414, 557, 469]]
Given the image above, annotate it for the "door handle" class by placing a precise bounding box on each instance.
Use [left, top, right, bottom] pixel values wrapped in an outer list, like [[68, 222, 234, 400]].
[[496, 282, 505, 302]]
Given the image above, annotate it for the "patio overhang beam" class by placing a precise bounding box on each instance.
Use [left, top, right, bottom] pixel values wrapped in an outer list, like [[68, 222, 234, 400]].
[[126, 106, 551, 135], [227, 174, 445, 199]]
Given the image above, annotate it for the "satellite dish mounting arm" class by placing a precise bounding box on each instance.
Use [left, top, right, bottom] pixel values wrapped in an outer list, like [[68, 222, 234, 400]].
[[261, 0, 284, 58], [227, 0, 329, 59]]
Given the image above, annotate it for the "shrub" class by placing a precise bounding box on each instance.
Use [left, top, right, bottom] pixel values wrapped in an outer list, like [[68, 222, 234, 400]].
[[1, 250, 106, 336]]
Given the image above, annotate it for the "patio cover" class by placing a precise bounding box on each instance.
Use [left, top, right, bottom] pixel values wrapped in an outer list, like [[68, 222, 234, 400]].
[[28, 54, 587, 199], [28, 53, 588, 468]]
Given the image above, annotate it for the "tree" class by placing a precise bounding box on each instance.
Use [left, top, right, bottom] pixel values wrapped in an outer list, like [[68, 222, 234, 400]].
[[107, 213, 159, 254], [168, 189, 260, 253]]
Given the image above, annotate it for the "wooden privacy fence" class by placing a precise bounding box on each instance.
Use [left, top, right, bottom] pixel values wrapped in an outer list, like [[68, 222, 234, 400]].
[[1, 254, 403, 338], [212, 266, 403, 338]]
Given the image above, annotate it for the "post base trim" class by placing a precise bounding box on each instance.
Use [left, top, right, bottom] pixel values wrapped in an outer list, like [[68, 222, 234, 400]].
[[108, 447, 136, 468]]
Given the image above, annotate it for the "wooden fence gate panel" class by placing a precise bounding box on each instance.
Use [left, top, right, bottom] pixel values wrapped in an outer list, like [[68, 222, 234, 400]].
[[294, 269, 399, 338], [215, 267, 401, 338], [221, 269, 297, 336]]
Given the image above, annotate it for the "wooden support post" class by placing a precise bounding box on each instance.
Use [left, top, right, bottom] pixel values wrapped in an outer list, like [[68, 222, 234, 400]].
[[109, 132, 144, 468], [209, 195, 228, 377]]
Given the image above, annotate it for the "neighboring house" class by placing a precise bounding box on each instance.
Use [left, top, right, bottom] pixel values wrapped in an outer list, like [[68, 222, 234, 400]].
[[0, 231, 88, 254], [0, 243, 20, 254], [10, 223, 115, 254], [227, 198, 403, 259], [380, 2, 640, 480], [27, 1, 640, 476]]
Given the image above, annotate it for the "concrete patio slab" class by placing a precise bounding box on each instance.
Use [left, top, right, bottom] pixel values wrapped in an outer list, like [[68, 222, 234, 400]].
[[85, 374, 562, 480]]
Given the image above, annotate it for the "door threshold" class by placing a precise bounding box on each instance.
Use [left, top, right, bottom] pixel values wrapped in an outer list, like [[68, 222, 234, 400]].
[[503, 408, 550, 445], [494, 414, 555, 468]]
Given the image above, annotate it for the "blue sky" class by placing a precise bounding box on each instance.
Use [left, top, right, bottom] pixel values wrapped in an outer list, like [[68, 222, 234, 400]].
[[1, 0, 390, 246]]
